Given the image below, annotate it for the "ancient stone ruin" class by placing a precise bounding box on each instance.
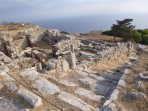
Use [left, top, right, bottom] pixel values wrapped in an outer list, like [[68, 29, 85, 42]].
[[0, 24, 147, 111]]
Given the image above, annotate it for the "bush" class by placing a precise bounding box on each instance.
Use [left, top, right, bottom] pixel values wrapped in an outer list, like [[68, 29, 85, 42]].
[[132, 30, 142, 43], [137, 29, 148, 36], [142, 35, 148, 45], [102, 30, 113, 36]]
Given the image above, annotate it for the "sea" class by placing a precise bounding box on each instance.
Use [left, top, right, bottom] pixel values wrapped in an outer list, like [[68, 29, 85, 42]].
[[1, 14, 148, 34]]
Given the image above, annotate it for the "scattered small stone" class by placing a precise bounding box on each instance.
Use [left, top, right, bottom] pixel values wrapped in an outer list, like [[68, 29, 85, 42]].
[[78, 79, 92, 85], [129, 92, 146, 100], [22, 109, 30, 111], [135, 81, 145, 91], [138, 72, 148, 80], [124, 69, 131, 74], [136, 44, 147, 51], [127, 61, 132, 67], [102, 103, 117, 111], [0, 97, 3, 100], [47, 62, 56, 70], [130, 56, 138, 62]]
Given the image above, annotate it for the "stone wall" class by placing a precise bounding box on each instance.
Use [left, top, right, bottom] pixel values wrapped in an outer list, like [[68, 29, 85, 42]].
[[78, 40, 133, 68], [42, 29, 75, 44], [95, 42, 133, 64], [0, 26, 44, 58], [52, 39, 81, 56]]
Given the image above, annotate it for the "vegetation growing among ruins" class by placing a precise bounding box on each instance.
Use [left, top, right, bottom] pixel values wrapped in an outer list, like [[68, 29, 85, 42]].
[[102, 19, 148, 45]]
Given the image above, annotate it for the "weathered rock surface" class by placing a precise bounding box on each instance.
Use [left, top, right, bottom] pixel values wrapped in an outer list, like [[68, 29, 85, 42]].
[[109, 89, 119, 101], [75, 88, 103, 102], [101, 103, 117, 111], [20, 68, 39, 81], [3, 81, 18, 92], [138, 72, 148, 80], [93, 84, 110, 96], [135, 81, 145, 91], [123, 69, 131, 74], [32, 78, 60, 95], [67, 52, 76, 69], [61, 60, 69, 72], [129, 92, 147, 100], [136, 44, 147, 51], [75, 70, 89, 76], [0, 66, 9, 75], [79, 78, 93, 85], [58, 92, 92, 111], [0, 51, 12, 63], [59, 80, 78, 87], [17, 88, 42, 107]]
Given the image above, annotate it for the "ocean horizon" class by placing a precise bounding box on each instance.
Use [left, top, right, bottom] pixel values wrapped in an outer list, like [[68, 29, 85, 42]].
[[1, 14, 148, 33]]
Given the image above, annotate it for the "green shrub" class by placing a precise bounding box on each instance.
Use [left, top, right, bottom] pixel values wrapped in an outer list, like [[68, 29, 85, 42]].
[[102, 30, 113, 36], [142, 35, 148, 45], [132, 30, 142, 43], [137, 29, 148, 36]]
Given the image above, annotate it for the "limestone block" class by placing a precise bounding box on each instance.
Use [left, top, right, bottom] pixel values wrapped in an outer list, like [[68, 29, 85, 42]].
[[58, 92, 93, 111], [75, 88, 103, 102], [3, 81, 18, 92], [17, 88, 42, 107], [32, 78, 60, 95], [61, 60, 69, 72]]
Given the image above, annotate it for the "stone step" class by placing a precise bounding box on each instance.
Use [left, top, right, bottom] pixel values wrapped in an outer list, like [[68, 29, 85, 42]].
[[78, 74, 115, 90], [17, 88, 42, 108], [0, 66, 9, 76], [3, 80, 18, 92], [99, 72, 121, 81], [78, 78, 93, 86], [93, 84, 111, 96], [20, 68, 60, 95], [75, 70, 89, 77], [75, 88, 104, 102], [76, 69, 115, 86], [32, 78, 60, 95], [59, 80, 79, 87], [58, 92, 94, 111]]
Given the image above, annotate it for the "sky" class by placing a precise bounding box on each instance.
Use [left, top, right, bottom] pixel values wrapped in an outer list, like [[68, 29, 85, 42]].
[[0, 0, 148, 32]]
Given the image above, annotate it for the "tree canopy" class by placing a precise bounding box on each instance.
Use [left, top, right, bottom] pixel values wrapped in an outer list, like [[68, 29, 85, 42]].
[[111, 19, 135, 40], [102, 18, 148, 44]]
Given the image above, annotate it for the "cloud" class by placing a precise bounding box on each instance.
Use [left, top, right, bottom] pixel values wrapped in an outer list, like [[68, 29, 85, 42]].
[[0, 0, 148, 21]]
